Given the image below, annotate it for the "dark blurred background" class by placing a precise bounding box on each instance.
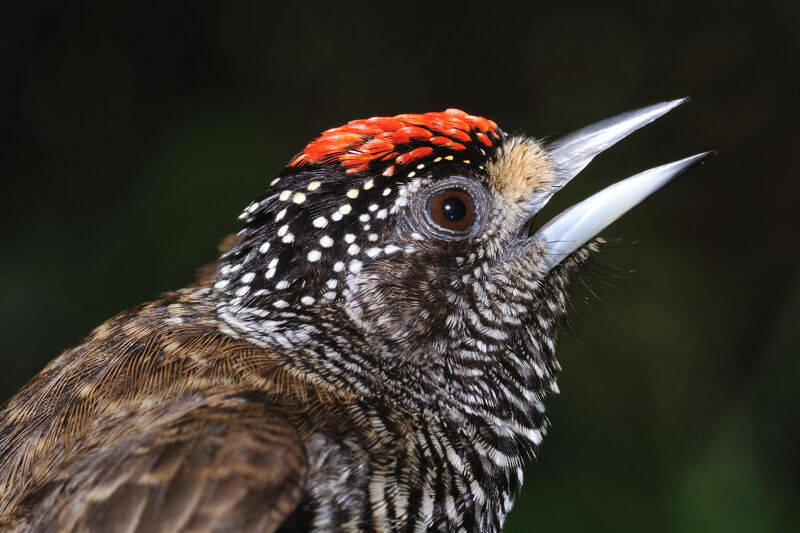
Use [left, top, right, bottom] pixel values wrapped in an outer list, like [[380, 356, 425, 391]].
[[2, 1, 798, 531]]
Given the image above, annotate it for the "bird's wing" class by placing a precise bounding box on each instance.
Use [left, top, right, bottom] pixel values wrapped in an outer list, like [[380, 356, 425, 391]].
[[25, 397, 308, 533]]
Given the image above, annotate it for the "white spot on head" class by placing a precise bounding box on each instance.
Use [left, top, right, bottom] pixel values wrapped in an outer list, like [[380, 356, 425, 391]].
[[349, 259, 363, 273], [279, 190, 292, 201], [292, 192, 306, 204], [333, 261, 345, 272], [376, 209, 388, 219], [313, 216, 328, 228], [307, 181, 322, 191], [326, 279, 337, 289], [359, 214, 370, 223], [323, 291, 337, 300], [366, 247, 382, 258], [307, 250, 322, 262], [319, 235, 334, 248], [368, 204, 378, 212], [346, 189, 359, 199], [259, 242, 271, 254], [344, 233, 356, 244], [339, 203, 352, 214], [368, 233, 379, 241], [347, 244, 360, 255], [408, 171, 416, 178], [408, 180, 423, 194], [331, 211, 343, 221], [270, 178, 280, 186]]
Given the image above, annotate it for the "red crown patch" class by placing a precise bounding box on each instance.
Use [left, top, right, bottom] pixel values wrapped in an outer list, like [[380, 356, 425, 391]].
[[288, 109, 503, 177]]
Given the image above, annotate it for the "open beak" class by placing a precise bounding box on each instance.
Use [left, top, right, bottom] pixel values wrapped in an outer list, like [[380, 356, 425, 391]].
[[527, 98, 714, 272]]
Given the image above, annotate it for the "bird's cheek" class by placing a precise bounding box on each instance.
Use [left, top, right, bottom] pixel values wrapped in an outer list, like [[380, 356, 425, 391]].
[[341, 263, 454, 360]]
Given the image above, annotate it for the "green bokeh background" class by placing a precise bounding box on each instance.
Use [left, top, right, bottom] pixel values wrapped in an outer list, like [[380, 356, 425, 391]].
[[2, 1, 798, 531]]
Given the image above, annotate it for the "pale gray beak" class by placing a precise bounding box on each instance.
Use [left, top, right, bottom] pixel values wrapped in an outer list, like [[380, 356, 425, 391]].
[[533, 152, 714, 271], [528, 98, 688, 213], [526, 99, 714, 272]]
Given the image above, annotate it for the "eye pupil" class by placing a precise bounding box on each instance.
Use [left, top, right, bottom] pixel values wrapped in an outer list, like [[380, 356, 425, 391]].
[[441, 197, 467, 222]]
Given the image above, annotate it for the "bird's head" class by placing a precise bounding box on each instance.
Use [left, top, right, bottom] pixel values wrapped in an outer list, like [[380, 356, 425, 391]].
[[213, 101, 711, 424]]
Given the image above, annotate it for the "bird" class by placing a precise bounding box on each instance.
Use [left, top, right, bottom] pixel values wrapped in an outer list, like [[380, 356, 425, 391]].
[[0, 100, 711, 532]]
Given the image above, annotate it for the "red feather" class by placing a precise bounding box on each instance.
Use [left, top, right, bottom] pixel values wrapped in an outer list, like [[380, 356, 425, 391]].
[[288, 109, 503, 174]]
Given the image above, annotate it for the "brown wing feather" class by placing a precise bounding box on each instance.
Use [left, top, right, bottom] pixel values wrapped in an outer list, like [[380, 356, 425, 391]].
[[0, 288, 353, 532], [19, 398, 307, 533]]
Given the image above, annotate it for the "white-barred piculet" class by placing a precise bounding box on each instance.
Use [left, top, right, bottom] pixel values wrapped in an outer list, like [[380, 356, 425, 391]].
[[0, 100, 712, 532]]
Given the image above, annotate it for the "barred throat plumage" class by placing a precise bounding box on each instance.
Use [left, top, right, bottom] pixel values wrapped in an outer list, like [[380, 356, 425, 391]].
[[216, 237, 594, 531]]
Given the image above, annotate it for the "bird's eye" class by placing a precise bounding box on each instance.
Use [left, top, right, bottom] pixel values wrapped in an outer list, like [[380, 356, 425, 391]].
[[429, 190, 475, 231]]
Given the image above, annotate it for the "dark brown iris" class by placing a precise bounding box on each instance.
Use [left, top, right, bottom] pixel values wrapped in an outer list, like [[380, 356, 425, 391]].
[[429, 190, 474, 231]]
